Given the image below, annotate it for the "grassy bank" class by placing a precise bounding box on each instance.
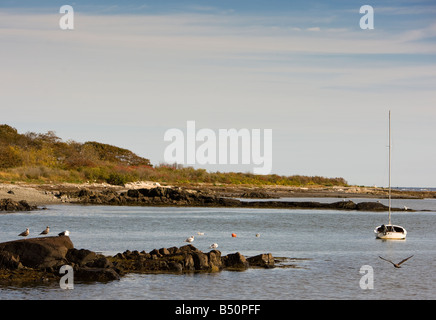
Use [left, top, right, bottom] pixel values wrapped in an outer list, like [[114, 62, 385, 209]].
[[0, 124, 348, 187]]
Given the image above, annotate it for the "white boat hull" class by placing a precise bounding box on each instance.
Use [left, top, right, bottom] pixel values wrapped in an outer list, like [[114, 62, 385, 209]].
[[374, 225, 407, 240]]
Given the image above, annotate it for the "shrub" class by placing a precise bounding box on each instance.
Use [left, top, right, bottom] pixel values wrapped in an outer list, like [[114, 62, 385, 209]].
[[0, 145, 23, 168], [106, 172, 131, 186]]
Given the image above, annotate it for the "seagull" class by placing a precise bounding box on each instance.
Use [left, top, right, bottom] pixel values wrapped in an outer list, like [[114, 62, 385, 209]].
[[379, 255, 414, 268], [209, 243, 218, 249], [40, 226, 50, 235], [18, 228, 29, 238], [185, 235, 194, 243], [58, 230, 70, 236], [197, 232, 205, 236], [255, 233, 260, 237]]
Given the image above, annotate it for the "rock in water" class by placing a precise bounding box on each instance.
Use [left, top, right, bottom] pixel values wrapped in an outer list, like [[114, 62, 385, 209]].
[[0, 236, 73, 269], [221, 252, 249, 270], [247, 253, 275, 268], [0, 198, 38, 211]]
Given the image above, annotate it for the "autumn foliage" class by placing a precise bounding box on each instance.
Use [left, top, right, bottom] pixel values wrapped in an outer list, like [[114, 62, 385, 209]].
[[0, 124, 347, 186]]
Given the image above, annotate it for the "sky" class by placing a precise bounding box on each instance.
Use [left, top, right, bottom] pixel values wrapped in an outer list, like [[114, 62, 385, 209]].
[[1, 0, 435, 187]]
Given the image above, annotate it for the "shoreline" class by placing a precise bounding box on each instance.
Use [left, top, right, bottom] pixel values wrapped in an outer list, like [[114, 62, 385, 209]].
[[1, 181, 435, 208]]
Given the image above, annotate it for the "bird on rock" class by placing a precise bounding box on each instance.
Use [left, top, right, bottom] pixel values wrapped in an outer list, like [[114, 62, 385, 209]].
[[40, 226, 50, 235], [185, 235, 194, 243], [18, 228, 29, 238]]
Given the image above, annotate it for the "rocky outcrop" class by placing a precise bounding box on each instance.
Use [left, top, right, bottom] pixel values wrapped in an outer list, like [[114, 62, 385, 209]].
[[355, 201, 393, 211], [0, 236, 119, 283], [241, 199, 409, 211], [65, 186, 243, 208], [111, 245, 226, 274], [0, 236, 73, 270], [64, 186, 409, 211], [221, 252, 249, 270], [0, 237, 276, 285], [247, 253, 275, 268], [109, 244, 269, 275], [240, 190, 274, 199], [0, 198, 38, 211]]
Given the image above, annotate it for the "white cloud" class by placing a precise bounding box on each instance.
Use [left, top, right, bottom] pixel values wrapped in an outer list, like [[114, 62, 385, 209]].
[[306, 27, 321, 32]]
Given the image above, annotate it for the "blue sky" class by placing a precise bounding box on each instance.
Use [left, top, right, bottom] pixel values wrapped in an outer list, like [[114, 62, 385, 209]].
[[1, 0, 435, 187]]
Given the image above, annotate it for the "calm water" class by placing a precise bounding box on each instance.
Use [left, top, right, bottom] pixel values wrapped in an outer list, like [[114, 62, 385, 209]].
[[1, 197, 436, 300]]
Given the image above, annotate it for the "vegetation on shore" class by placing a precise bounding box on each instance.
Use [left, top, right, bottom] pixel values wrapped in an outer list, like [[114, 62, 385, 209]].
[[0, 124, 348, 187]]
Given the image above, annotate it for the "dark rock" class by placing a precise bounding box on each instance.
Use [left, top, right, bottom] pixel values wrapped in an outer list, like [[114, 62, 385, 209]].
[[131, 250, 140, 256], [67, 186, 412, 211], [0, 236, 73, 269], [179, 244, 200, 253], [87, 256, 113, 269], [114, 253, 125, 259], [0, 198, 38, 211], [221, 252, 249, 270], [0, 237, 119, 283], [0, 236, 277, 284], [247, 253, 275, 268], [158, 248, 170, 256], [0, 251, 22, 270], [74, 267, 120, 282], [66, 248, 97, 267], [167, 246, 179, 254], [127, 189, 140, 198], [207, 250, 222, 272], [240, 191, 273, 199], [191, 251, 210, 271], [167, 261, 183, 273], [217, 197, 242, 206], [356, 201, 390, 211], [78, 188, 95, 197], [182, 254, 195, 271], [149, 249, 162, 258]]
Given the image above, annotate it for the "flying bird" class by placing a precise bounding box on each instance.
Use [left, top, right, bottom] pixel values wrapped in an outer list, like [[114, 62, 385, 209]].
[[18, 228, 29, 238], [185, 236, 194, 243], [379, 255, 414, 268], [40, 226, 50, 235], [58, 230, 70, 236]]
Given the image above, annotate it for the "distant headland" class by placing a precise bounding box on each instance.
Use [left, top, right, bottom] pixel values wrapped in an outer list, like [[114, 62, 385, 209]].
[[1, 124, 435, 211]]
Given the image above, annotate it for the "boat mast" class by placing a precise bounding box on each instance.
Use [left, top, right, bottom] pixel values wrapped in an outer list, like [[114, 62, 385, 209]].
[[388, 110, 392, 225]]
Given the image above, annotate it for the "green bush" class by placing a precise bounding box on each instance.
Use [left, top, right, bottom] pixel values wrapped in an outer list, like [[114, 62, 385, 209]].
[[106, 172, 131, 186]]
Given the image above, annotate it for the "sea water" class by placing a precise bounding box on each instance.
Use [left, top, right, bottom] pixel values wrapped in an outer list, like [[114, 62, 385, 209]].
[[0, 197, 435, 300]]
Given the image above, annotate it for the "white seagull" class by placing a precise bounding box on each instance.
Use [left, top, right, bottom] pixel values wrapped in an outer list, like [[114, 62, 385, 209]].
[[197, 232, 205, 236], [209, 243, 218, 249], [40, 226, 50, 235], [18, 228, 29, 238], [58, 230, 70, 236], [185, 235, 194, 243]]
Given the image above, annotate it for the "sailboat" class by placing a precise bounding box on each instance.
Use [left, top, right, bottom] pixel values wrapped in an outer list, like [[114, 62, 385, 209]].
[[374, 111, 407, 240]]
